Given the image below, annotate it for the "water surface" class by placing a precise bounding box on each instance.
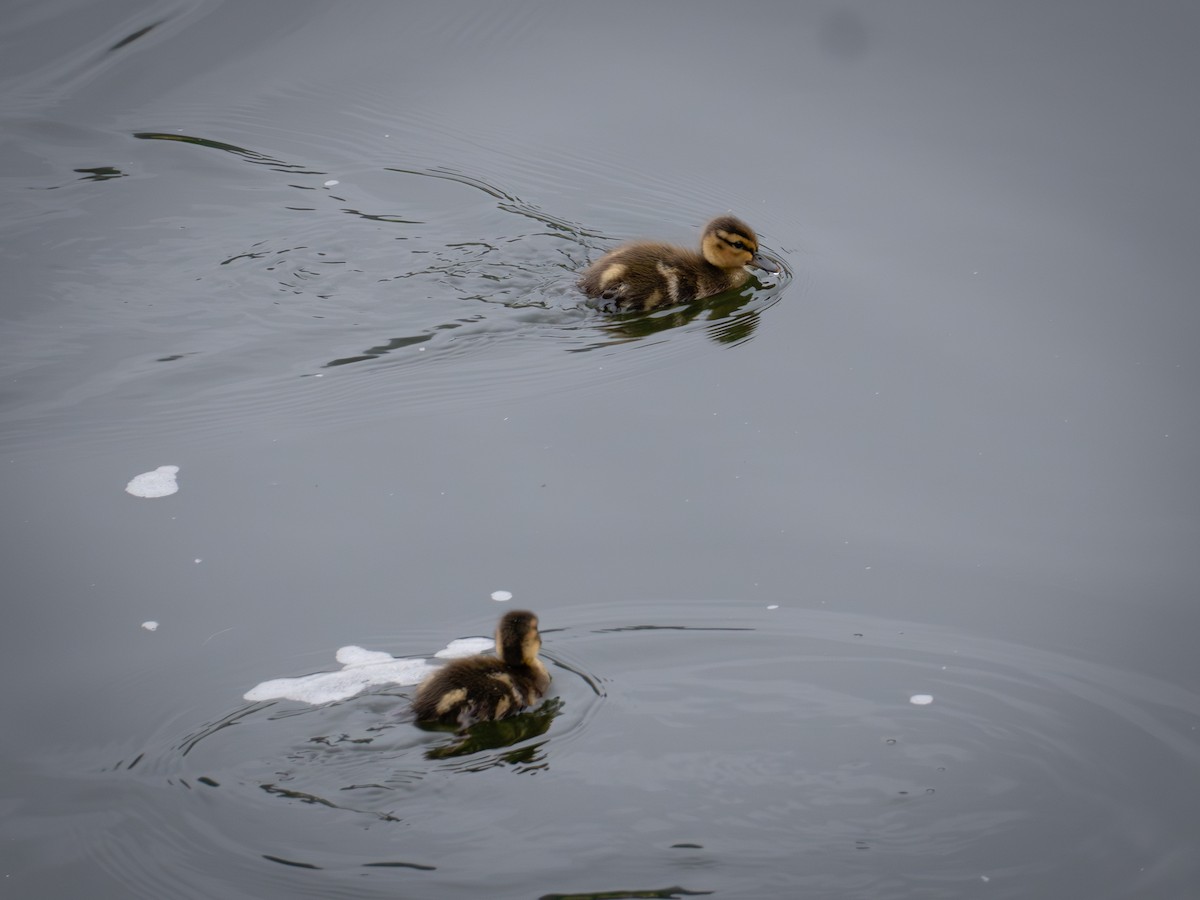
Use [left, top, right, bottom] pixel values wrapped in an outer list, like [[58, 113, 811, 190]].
[[2, 2, 1198, 898]]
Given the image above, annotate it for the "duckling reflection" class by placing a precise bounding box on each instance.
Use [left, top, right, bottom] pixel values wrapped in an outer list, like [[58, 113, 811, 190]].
[[579, 215, 780, 311], [411, 610, 551, 728], [591, 286, 765, 346], [422, 697, 562, 762]]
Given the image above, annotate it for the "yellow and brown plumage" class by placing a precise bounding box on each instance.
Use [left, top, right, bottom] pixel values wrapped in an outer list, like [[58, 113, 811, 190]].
[[411, 610, 551, 727], [578, 215, 780, 311]]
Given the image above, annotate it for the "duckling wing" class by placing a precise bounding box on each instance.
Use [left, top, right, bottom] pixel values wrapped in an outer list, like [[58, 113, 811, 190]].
[[579, 244, 702, 310]]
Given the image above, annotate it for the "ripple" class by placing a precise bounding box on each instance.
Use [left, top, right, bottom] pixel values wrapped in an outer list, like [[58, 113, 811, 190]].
[[67, 603, 1200, 899], [0, 125, 795, 455]]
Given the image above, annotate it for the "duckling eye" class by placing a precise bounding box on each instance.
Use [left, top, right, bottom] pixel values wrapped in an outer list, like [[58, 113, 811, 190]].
[[732, 241, 746, 250]]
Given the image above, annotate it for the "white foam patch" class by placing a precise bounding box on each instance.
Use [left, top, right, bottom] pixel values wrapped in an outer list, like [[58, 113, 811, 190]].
[[336, 646, 395, 667], [125, 465, 179, 498], [243, 637, 495, 705], [910, 694, 934, 705], [436, 637, 494, 658], [491, 590, 513, 602], [141, 621, 159, 632]]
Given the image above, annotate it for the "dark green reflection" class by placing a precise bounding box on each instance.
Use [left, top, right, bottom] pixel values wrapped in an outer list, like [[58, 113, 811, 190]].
[[580, 279, 768, 349], [73, 166, 126, 181], [324, 333, 435, 367], [538, 887, 713, 900], [132, 132, 322, 173], [420, 697, 562, 762], [108, 21, 163, 52]]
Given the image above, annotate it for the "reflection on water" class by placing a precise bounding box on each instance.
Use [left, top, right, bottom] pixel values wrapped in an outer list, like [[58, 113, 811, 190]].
[[538, 888, 714, 900], [6, 3, 1196, 899], [0, 127, 793, 454], [107, 20, 167, 54], [421, 697, 562, 764], [134, 131, 328, 174], [46, 605, 1200, 899], [583, 272, 786, 349], [72, 165, 127, 181], [132, 130, 790, 349]]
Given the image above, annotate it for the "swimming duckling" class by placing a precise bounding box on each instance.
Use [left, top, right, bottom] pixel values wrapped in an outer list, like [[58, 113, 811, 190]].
[[579, 215, 780, 311], [411, 610, 551, 727]]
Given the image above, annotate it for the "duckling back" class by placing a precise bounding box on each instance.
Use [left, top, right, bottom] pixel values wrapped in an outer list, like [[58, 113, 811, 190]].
[[579, 243, 747, 312], [411, 609, 551, 727], [411, 656, 549, 726]]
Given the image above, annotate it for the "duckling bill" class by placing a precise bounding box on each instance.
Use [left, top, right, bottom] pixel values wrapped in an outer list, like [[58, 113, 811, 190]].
[[411, 610, 551, 727], [579, 215, 779, 311]]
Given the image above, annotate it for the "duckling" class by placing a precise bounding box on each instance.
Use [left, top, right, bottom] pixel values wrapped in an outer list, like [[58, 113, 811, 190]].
[[579, 215, 780, 311], [411, 610, 551, 727]]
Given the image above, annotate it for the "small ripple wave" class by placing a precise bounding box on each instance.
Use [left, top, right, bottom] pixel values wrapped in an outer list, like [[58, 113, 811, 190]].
[[0, 126, 795, 455]]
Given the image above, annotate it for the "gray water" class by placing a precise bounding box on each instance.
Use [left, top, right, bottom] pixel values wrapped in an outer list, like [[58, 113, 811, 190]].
[[2, 2, 1198, 898]]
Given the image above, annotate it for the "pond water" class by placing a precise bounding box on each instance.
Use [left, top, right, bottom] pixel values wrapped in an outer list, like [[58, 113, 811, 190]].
[[2, 2, 1198, 898]]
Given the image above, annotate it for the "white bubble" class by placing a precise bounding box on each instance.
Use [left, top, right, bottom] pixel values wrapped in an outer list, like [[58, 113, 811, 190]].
[[766, 604, 779, 610], [125, 465, 179, 498], [141, 621, 159, 632], [490, 590, 513, 602], [323, 179, 339, 187], [910, 694, 934, 705], [335, 646, 394, 667], [243, 636, 496, 705], [436, 637, 494, 658]]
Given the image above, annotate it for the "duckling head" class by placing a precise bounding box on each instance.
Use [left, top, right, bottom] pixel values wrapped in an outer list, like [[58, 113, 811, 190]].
[[495, 609, 542, 666], [701, 216, 781, 274]]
